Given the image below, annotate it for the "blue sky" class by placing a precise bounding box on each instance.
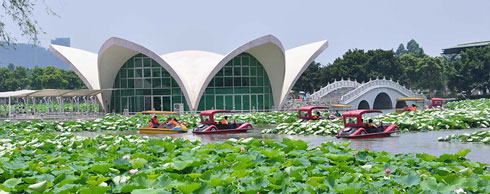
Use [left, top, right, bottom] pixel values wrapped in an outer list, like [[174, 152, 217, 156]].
[[6, 0, 490, 65]]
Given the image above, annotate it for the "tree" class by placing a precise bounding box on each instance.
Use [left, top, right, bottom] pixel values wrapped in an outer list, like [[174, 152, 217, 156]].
[[7, 63, 15, 71], [406, 39, 425, 58], [0, 0, 56, 48], [0, 67, 9, 91], [395, 44, 407, 56], [41, 66, 64, 88], [457, 45, 490, 94], [398, 54, 419, 88], [29, 66, 43, 89]]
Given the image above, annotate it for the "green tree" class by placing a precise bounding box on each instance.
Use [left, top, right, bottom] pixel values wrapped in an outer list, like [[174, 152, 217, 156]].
[[395, 44, 407, 56], [416, 56, 443, 97], [7, 63, 15, 71], [398, 54, 419, 88], [29, 66, 44, 89], [41, 66, 64, 88], [0, 67, 9, 91], [406, 39, 425, 58], [458, 45, 490, 94]]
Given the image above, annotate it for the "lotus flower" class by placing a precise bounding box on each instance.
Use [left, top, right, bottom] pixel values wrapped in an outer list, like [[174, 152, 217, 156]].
[[18, 146, 22, 150], [261, 140, 265, 145], [454, 188, 466, 194], [98, 146, 102, 150], [366, 146, 369, 150], [240, 147, 246, 152], [316, 147, 321, 151], [227, 164, 230, 168], [136, 157, 140, 160], [385, 168, 391, 174], [62, 164, 65, 168], [123, 155, 130, 160], [129, 169, 138, 174], [11, 133, 15, 136], [353, 152, 356, 156], [38, 161, 43, 165]]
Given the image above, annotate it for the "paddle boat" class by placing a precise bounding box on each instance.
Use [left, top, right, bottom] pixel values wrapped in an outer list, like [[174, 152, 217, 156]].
[[298, 106, 335, 121], [432, 98, 444, 109], [139, 110, 187, 134], [336, 110, 399, 139], [193, 110, 253, 134], [395, 97, 425, 113]]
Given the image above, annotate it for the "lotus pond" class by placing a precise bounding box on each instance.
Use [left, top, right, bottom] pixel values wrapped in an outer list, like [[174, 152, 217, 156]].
[[439, 130, 490, 144], [1, 126, 490, 193], [262, 99, 490, 136]]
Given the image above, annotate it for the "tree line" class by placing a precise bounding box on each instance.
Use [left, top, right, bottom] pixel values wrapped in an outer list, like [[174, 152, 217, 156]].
[[294, 39, 490, 97], [0, 64, 86, 92]]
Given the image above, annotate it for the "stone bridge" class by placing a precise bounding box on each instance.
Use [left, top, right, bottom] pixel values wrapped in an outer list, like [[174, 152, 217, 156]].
[[310, 78, 426, 109]]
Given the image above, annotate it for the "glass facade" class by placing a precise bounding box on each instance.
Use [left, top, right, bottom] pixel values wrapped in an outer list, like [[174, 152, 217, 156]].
[[197, 53, 273, 112], [110, 54, 188, 113]]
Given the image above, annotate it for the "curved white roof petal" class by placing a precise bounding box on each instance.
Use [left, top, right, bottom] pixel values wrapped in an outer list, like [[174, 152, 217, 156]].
[[97, 37, 190, 111], [281, 40, 329, 107], [161, 50, 224, 110], [49, 45, 99, 89], [194, 35, 286, 109]]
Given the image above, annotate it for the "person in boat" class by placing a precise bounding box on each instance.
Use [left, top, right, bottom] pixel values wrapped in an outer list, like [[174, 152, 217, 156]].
[[149, 115, 159, 128], [161, 117, 177, 128], [313, 111, 321, 119], [367, 119, 376, 128], [411, 104, 417, 111], [220, 116, 229, 124], [334, 110, 341, 117], [404, 105, 410, 111]]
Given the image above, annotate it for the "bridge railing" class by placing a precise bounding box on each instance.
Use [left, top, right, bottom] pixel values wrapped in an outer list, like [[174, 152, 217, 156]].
[[340, 78, 425, 104], [310, 79, 360, 100]]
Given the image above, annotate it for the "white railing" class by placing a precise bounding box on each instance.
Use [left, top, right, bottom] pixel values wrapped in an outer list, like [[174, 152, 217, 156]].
[[310, 79, 361, 100], [340, 77, 425, 104]]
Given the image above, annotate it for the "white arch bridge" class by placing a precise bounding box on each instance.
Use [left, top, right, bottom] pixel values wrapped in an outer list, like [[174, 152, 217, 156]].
[[309, 78, 426, 109]]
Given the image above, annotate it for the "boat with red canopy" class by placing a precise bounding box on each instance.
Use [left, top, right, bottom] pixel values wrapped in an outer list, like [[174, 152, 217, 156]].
[[336, 110, 399, 139], [193, 110, 253, 134]]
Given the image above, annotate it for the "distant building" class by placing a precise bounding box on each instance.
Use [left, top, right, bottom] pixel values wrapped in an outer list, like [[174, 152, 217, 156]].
[[442, 41, 490, 55], [51, 38, 70, 47]]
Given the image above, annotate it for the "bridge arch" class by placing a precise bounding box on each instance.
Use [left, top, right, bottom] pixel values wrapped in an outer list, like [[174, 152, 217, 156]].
[[358, 100, 370, 109], [373, 92, 392, 109], [395, 100, 408, 109]]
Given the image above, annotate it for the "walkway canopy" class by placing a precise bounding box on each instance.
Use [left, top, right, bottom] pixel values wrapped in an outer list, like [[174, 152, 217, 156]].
[[0, 89, 106, 98]]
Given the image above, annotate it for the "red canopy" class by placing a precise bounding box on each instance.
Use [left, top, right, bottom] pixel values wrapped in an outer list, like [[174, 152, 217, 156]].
[[298, 106, 329, 112], [432, 98, 443, 101], [200, 110, 234, 116], [342, 110, 382, 117]]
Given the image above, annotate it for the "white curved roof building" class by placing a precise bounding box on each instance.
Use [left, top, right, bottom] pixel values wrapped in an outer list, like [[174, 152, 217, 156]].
[[50, 35, 328, 113]]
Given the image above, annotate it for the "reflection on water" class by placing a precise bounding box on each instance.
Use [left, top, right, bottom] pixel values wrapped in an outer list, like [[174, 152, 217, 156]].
[[75, 127, 490, 164]]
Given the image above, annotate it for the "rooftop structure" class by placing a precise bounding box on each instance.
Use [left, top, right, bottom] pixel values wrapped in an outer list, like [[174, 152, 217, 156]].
[[50, 35, 329, 113], [442, 41, 490, 55]]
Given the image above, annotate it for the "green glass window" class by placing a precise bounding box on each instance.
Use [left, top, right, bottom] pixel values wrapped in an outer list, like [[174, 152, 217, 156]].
[[128, 69, 134, 78], [135, 58, 142, 67], [144, 69, 151, 78], [135, 69, 142, 78], [152, 68, 160, 77], [143, 58, 151, 67], [196, 53, 273, 112], [111, 53, 189, 112]]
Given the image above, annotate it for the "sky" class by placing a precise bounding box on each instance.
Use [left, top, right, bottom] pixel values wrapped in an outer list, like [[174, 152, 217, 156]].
[[4, 0, 490, 65]]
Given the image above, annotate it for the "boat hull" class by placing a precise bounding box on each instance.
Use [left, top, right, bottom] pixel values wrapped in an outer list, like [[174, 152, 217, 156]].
[[139, 126, 187, 134]]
